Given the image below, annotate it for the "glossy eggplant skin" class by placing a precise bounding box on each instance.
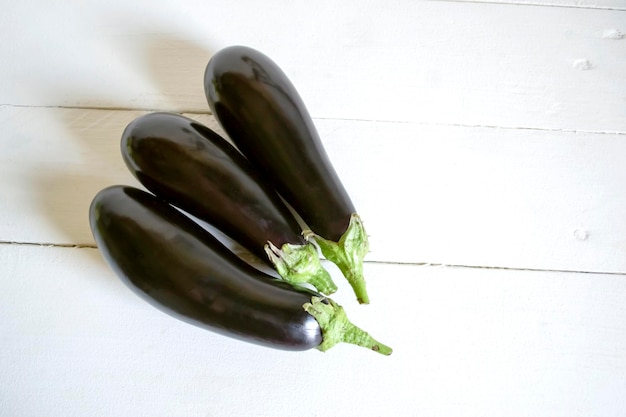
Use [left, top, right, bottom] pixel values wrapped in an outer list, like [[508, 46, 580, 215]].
[[121, 112, 306, 264], [205, 46, 354, 242], [89, 185, 322, 351]]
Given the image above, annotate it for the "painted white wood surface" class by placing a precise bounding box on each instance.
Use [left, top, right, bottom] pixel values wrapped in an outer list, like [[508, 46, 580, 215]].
[[1, 1, 624, 132], [2, 1, 626, 416], [3, 106, 626, 273], [2, 244, 626, 417]]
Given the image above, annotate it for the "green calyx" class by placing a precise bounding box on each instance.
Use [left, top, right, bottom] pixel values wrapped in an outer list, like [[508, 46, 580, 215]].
[[304, 213, 370, 304], [303, 296, 392, 355], [265, 241, 337, 295]]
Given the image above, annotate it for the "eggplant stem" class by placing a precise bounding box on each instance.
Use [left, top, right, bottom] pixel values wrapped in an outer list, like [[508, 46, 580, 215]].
[[304, 213, 370, 304], [265, 242, 337, 295], [303, 296, 392, 355]]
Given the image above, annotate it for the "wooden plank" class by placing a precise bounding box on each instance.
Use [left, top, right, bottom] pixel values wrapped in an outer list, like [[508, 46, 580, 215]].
[[0, 106, 142, 246], [321, 118, 626, 273], [1, 1, 624, 132], [2, 106, 626, 273], [2, 244, 626, 416]]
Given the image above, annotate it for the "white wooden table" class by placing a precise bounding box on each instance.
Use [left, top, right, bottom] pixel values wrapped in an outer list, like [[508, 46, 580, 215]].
[[2, 1, 625, 416]]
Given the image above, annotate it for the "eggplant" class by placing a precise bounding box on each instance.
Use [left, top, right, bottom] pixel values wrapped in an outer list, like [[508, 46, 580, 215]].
[[204, 46, 371, 304], [89, 185, 391, 354], [121, 112, 336, 294]]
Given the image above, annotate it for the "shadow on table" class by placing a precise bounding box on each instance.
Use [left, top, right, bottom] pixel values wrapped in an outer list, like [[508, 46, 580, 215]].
[[31, 33, 214, 268]]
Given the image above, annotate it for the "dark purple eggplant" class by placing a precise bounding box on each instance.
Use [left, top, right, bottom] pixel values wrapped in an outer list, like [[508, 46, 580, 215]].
[[121, 112, 336, 295], [89, 185, 391, 354], [204, 46, 370, 303]]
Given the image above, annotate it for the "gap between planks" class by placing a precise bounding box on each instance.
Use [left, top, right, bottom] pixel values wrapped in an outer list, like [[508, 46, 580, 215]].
[[3, 239, 625, 277], [433, 0, 626, 11], [1, 103, 624, 136]]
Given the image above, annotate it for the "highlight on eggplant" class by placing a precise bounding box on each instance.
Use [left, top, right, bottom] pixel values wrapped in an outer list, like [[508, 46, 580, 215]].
[[204, 45, 371, 303], [121, 111, 336, 295], [89, 185, 392, 355]]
